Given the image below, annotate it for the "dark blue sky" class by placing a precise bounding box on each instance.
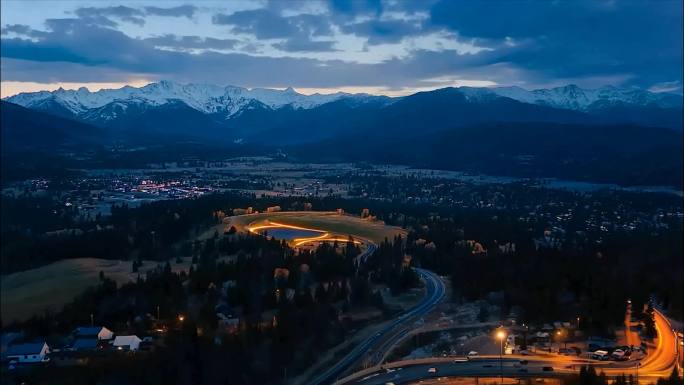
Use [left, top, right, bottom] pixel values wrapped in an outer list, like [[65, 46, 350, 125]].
[[1, 0, 682, 96]]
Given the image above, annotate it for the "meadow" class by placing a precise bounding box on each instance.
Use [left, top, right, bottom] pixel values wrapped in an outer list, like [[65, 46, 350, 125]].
[[1, 257, 195, 323]]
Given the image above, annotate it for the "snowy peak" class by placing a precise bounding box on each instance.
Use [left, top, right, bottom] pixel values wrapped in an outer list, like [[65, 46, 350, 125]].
[[3, 80, 371, 117], [4, 82, 680, 123], [488, 84, 682, 111]]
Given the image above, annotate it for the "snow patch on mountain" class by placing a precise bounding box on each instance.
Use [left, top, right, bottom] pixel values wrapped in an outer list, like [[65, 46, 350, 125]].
[[489, 85, 681, 110], [4, 80, 370, 117], [5, 82, 680, 120]]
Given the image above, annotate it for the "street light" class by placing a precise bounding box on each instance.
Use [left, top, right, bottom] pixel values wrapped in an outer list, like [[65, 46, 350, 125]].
[[496, 328, 506, 384], [556, 329, 567, 350]]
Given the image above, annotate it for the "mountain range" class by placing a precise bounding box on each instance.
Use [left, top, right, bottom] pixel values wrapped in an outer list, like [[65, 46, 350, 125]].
[[4, 81, 682, 144], [2, 81, 682, 187]]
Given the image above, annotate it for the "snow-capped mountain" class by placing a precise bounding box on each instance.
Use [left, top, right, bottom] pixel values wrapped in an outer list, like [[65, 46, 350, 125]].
[[4, 82, 681, 140], [462, 84, 682, 111], [6, 81, 680, 121], [4, 80, 376, 119]]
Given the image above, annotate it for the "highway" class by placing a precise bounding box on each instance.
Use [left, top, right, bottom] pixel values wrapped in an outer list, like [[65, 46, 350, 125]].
[[335, 309, 679, 385], [307, 267, 446, 385], [605, 309, 679, 378], [350, 357, 576, 385]]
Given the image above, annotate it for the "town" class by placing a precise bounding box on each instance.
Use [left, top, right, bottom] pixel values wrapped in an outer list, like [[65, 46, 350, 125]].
[[1, 158, 682, 384]]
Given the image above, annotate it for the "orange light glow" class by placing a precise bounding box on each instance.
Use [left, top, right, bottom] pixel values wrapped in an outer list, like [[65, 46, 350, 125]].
[[246, 220, 363, 247]]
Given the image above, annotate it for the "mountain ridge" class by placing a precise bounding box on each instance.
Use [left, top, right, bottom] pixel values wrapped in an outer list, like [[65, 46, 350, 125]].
[[5, 81, 680, 118]]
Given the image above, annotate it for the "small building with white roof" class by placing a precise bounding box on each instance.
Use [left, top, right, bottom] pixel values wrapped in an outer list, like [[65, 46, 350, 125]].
[[112, 335, 142, 351], [73, 326, 114, 340]]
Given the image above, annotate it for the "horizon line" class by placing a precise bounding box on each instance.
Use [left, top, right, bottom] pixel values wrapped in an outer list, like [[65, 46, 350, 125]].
[[1, 80, 679, 99]]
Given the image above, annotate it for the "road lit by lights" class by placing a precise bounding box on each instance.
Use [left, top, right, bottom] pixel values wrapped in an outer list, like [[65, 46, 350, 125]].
[[246, 220, 363, 247]]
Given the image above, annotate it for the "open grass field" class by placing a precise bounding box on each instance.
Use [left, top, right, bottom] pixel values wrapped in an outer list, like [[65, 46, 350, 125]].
[[1, 257, 196, 324], [2, 212, 403, 324], [227, 211, 407, 244]]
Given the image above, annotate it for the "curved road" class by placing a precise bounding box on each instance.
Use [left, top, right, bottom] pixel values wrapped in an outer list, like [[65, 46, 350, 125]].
[[307, 267, 446, 385], [338, 309, 678, 385], [352, 357, 577, 385]]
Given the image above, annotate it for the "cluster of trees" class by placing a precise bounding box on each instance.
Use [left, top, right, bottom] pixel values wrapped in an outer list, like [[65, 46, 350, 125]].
[[397, 205, 682, 334], [7, 222, 414, 384], [562, 366, 681, 385]]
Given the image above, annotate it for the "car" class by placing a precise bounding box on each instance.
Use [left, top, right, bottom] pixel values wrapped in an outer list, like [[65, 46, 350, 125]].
[[468, 351, 479, 356], [520, 350, 532, 355], [519, 360, 529, 365], [428, 367, 438, 374], [542, 367, 554, 372]]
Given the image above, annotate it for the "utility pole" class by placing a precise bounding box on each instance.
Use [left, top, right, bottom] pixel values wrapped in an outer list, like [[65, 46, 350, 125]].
[[636, 362, 640, 384], [500, 336, 504, 384], [90, 313, 94, 326]]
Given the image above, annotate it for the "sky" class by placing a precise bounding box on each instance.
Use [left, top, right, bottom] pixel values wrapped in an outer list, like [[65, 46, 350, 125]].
[[1, 0, 682, 97]]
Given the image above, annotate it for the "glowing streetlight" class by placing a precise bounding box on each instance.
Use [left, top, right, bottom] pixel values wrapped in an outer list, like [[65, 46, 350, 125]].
[[557, 329, 567, 350], [497, 330, 506, 340], [178, 314, 185, 322], [496, 328, 506, 384]]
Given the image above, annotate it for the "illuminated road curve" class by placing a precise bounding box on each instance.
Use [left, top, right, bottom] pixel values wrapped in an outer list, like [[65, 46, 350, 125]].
[[337, 309, 678, 385], [603, 309, 679, 378], [307, 268, 446, 385]]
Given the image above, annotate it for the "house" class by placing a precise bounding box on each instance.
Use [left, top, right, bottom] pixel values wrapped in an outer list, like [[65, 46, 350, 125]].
[[112, 335, 142, 351], [72, 338, 99, 351], [5, 342, 50, 363], [266, 206, 281, 213], [73, 326, 114, 340]]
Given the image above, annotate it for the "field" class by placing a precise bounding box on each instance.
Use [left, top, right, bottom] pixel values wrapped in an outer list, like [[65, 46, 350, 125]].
[[3, 212, 404, 323], [227, 211, 407, 244], [1, 257, 195, 324]]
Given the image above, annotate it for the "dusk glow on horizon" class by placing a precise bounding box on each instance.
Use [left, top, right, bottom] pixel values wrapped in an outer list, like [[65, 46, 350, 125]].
[[1, 0, 681, 96]]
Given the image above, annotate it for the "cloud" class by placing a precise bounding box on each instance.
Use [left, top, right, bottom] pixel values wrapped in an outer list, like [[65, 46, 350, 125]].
[[0, 0, 680, 93], [145, 35, 238, 51], [72, 4, 198, 27], [144, 5, 197, 18], [340, 19, 423, 45], [213, 9, 298, 39], [212, 8, 339, 53], [429, 0, 683, 87], [74, 6, 146, 26], [328, 0, 382, 17], [272, 39, 337, 52], [649, 81, 683, 94], [213, 9, 333, 39]]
